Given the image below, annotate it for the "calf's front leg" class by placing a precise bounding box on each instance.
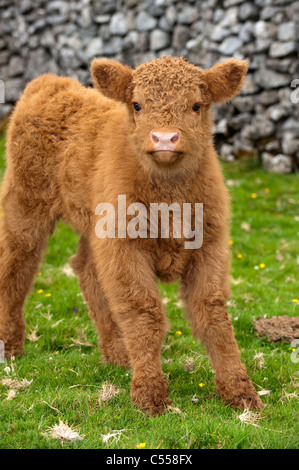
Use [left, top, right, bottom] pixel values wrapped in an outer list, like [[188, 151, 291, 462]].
[[94, 241, 171, 415], [182, 242, 263, 410]]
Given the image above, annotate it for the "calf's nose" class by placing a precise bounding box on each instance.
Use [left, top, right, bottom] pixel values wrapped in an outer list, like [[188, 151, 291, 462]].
[[150, 131, 181, 151]]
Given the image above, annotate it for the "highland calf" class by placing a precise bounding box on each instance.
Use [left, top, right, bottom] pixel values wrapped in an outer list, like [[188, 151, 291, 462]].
[[0, 56, 263, 415]]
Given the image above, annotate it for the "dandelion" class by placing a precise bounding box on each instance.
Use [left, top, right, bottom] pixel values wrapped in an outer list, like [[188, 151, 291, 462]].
[[292, 299, 298, 303], [264, 188, 270, 194], [199, 383, 205, 388], [45, 293, 51, 297], [176, 331, 182, 335], [251, 193, 257, 199], [229, 240, 233, 245], [237, 253, 243, 259], [259, 263, 265, 269], [37, 289, 43, 294], [136, 443, 146, 449], [38, 272, 42, 276]]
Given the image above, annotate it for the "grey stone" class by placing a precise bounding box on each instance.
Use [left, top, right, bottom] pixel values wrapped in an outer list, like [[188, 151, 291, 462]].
[[223, 0, 243, 7], [0, 50, 9, 65], [264, 140, 281, 153], [165, 5, 177, 26], [267, 104, 289, 121], [101, 0, 117, 15], [260, 6, 281, 21], [213, 118, 229, 135], [239, 2, 259, 21], [172, 25, 190, 50], [103, 37, 123, 55], [278, 22, 296, 41], [0, 104, 13, 120], [253, 20, 277, 39], [186, 35, 204, 52], [210, 26, 230, 42], [233, 96, 255, 112], [239, 21, 254, 43], [136, 11, 157, 32], [254, 68, 290, 89], [40, 29, 56, 48], [241, 117, 275, 140], [8, 55, 25, 77], [150, 29, 171, 51], [240, 74, 260, 95], [262, 152, 293, 174], [219, 143, 235, 162], [282, 119, 299, 138], [46, 1, 70, 16], [229, 112, 252, 130], [254, 38, 271, 53], [85, 38, 104, 60], [218, 7, 238, 28], [269, 41, 297, 58], [282, 133, 299, 155], [213, 9, 225, 23], [109, 12, 128, 36], [59, 47, 82, 68], [267, 58, 293, 73], [5, 77, 24, 102], [258, 90, 279, 106], [219, 36, 243, 55], [177, 5, 198, 25], [159, 16, 173, 32], [94, 15, 111, 25], [233, 138, 255, 157]]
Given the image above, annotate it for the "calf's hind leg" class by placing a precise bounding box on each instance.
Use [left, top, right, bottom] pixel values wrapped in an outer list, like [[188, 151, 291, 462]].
[[71, 237, 130, 368], [0, 193, 56, 358]]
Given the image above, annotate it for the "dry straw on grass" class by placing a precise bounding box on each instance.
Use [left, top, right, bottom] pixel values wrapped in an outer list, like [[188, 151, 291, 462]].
[[44, 420, 83, 444], [98, 382, 122, 406]]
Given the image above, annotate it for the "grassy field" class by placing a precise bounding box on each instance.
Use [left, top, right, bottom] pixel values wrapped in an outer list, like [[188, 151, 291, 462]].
[[0, 133, 298, 449]]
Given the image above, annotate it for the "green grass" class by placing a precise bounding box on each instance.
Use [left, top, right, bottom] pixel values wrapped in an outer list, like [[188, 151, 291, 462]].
[[0, 134, 298, 449]]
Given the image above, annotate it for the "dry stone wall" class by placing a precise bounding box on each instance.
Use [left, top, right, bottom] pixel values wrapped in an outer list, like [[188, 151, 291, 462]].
[[0, 0, 298, 171]]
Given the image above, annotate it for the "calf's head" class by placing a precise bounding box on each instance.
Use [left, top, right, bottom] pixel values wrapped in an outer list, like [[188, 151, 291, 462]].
[[91, 56, 248, 178]]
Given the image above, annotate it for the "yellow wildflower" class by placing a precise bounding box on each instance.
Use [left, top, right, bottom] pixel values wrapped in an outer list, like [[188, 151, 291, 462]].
[[251, 193, 257, 199], [259, 263, 265, 269], [45, 293, 52, 297], [292, 299, 298, 303], [37, 289, 43, 294], [176, 331, 182, 335], [237, 253, 243, 259], [264, 188, 270, 194], [229, 240, 233, 245], [136, 443, 146, 449], [199, 383, 205, 388]]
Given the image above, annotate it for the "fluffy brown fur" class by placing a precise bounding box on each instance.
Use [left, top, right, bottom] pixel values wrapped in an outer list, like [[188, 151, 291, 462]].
[[0, 56, 262, 415]]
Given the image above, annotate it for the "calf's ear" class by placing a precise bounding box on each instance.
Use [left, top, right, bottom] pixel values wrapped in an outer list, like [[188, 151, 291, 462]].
[[91, 58, 133, 103], [203, 58, 248, 103]]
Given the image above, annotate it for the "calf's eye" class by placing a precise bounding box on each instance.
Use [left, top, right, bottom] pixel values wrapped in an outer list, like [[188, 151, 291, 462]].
[[192, 103, 201, 112], [133, 102, 142, 112]]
